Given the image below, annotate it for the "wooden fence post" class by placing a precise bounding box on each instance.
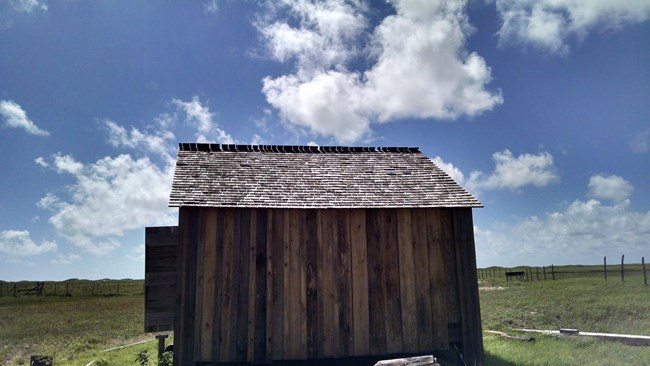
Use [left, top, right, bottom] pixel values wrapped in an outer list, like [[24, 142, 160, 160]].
[[621, 255, 625, 283], [536, 267, 540, 281], [604, 256, 607, 281], [551, 265, 555, 280], [543, 266, 546, 280], [643, 257, 647, 287]]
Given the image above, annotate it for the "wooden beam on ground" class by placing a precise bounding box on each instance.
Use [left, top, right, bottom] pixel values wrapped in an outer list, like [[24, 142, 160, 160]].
[[374, 355, 439, 366], [517, 328, 650, 346]]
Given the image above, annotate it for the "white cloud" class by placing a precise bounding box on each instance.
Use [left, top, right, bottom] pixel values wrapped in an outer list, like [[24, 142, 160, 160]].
[[588, 174, 633, 202], [432, 156, 465, 185], [41, 153, 176, 254], [629, 130, 649, 153], [0, 230, 57, 256], [468, 150, 558, 192], [477, 198, 650, 265], [52, 253, 81, 265], [52, 153, 84, 175], [173, 96, 235, 144], [9, 0, 47, 13], [0, 100, 49, 136], [496, 0, 650, 54], [35, 156, 49, 167], [103, 119, 176, 162], [204, 0, 218, 14], [37, 192, 60, 210], [258, 0, 502, 144]]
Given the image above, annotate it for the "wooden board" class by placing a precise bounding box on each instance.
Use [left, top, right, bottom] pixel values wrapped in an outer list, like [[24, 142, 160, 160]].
[[144, 226, 178, 333], [397, 209, 417, 353]]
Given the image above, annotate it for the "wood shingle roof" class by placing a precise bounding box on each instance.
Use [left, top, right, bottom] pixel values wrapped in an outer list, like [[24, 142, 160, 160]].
[[169, 143, 482, 208]]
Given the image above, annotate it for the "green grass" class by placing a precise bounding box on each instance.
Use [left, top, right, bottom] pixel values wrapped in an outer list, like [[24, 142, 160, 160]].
[[2, 274, 649, 365], [0, 290, 164, 366], [479, 274, 650, 365]]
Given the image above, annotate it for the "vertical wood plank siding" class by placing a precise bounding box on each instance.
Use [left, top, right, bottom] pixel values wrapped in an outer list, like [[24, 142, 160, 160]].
[[175, 207, 482, 365]]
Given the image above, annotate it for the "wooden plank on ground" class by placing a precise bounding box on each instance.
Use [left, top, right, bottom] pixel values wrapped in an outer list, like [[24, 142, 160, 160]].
[[350, 209, 369, 356], [397, 209, 417, 353]]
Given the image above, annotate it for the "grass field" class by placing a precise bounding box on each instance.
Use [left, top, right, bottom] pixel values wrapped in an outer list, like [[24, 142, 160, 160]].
[[1, 267, 649, 365]]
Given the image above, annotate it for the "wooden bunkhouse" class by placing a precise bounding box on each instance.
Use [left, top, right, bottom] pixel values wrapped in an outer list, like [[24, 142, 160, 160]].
[[145, 143, 484, 365]]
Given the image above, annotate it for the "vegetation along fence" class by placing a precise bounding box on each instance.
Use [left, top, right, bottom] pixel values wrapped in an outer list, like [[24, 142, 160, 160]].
[[478, 256, 648, 286], [0, 280, 145, 297]]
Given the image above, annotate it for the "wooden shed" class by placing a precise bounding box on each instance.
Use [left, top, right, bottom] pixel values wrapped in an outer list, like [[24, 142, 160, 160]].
[[146, 143, 484, 366]]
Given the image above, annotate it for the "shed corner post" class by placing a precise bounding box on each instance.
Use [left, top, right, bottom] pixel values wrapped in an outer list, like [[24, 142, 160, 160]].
[[453, 207, 484, 366]]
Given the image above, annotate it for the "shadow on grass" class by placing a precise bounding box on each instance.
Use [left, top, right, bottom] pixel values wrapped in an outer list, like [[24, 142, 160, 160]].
[[484, 352, 520, 366]]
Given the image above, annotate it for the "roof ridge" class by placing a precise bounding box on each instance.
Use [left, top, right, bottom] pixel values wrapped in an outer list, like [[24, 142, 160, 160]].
[[178, 143, 420, 154]]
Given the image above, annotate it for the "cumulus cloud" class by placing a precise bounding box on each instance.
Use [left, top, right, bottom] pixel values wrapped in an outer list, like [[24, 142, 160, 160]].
[[103, 119, 176, 162], [0, 100, 49, 136], [477, 198, 650, 265], [0, 230, 57, 256], [9, 0, 47, 13], [432, 150, 558, 195], [39, 153, 176, 254], [258, 0, 502, 144], [588, 174, 633, 202], [172, 96, 235, 144], [34, 156, 49, 168], [495, 0, 650, 54], [467, 150, 558, 193]]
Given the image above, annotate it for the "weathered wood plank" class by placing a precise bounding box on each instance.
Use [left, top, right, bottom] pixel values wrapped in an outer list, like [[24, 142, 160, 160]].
[[383, 208, 403, 354], [426, 208, 449, 350], [397, 209, 417, 353], [411, 209, 433, 351], [253, 209, 268, 364], [335, 210, 353, 357], [270, 209, 285, 359], [366, 209, 387, 355], [247, 209, 257, 363], [235, 209, 251, 361], [316, 210, 326, 359], [350, 209, 369, 356], [193, 210, 205, 360], [200, 209, 217, 361], [298, 210, 308, 359], [144, 226, 177, 333], [219, 208, 234, 361], [320, 209, 336, 357], [305, 210, 318, 359], [453, 208, 483, 365], [287, 209, 302, 359], [180, 207, 200, 365], [439, 209, 460, 342], [265, 209, 275, 363], [212, 208, 225, 360]]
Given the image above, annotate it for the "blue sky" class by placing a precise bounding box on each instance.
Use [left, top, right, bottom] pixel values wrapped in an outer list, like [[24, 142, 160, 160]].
[[1, 0, 649, 281]]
